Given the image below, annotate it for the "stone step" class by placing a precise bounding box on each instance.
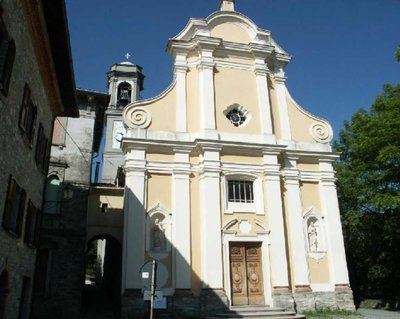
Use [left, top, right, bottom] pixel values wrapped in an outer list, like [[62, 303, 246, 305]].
[[205, 305, 305, 319]]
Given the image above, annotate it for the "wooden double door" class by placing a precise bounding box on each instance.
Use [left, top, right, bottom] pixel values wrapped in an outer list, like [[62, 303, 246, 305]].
[[229, 242, 265, 305]]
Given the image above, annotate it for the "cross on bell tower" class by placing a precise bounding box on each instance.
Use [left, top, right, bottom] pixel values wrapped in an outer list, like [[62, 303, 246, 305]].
[[219, 0, 235, 11]]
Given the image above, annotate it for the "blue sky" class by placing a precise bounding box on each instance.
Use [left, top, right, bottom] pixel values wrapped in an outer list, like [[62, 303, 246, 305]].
[[66, 0, 399, 139]]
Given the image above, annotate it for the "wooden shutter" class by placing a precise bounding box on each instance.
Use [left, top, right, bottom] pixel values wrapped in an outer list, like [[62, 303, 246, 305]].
[[19, 84, 31, 131], [0, 38, 15, 96], [2, 175, 15, 229]]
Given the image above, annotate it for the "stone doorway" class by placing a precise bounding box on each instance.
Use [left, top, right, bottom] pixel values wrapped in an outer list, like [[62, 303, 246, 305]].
[[230, 242, 265, 306]]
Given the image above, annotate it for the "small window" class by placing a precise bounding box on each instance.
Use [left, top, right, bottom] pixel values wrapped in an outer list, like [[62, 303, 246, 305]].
[[228, 180, 254, 203], [226, 109, 246, 127], [2, 175, 26, 236], [43, 176, 61, 215], [225, 175, 263, 214], [223, 104, 251, 128]]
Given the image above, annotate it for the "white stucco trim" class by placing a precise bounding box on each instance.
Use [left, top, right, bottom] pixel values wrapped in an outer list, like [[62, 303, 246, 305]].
[[318, 161, 350, 286], [199, 145, 223, 288], [172, 150, 191, 289], [263, 168, 290, 289], [282, 156, 310, 288], [123, 149, 147, 291]]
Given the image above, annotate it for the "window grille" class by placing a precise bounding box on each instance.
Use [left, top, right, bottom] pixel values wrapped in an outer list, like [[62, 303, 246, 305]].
[[228, 180, 254, 203]]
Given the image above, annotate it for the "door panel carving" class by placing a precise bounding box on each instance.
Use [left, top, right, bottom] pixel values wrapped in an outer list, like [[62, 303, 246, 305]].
[[230, 242, 264, 305]]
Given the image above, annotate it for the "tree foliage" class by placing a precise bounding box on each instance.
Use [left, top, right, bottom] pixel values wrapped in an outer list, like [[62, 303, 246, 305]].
[[333, 84, 400, 308]]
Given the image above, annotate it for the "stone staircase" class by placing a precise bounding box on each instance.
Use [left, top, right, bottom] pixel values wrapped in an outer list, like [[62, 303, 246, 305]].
[[205, 305, 305, 319]]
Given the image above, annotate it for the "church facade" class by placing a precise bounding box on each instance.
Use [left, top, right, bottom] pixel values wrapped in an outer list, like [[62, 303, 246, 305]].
[[119, 1, 354, 316]]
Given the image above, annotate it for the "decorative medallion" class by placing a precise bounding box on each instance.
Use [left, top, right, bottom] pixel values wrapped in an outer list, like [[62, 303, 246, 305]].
[[125, 107, 152, 129], [239, 220, 252, 234], [310, 122, 332, 143]]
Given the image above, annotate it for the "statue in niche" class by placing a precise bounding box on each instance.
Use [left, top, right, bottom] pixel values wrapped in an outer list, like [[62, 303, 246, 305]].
[[152, 218, 166, 251], [308, 221, 318, 252]]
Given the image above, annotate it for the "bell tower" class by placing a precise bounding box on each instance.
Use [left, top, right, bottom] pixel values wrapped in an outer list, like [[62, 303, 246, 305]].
[[102, 55, 144, 184]]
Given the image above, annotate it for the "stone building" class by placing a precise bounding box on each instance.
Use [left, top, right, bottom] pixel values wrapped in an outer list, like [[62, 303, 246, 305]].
[[31, 89, 108, 318], [0, 0, 77, 318], [119, 0, 354, 317]]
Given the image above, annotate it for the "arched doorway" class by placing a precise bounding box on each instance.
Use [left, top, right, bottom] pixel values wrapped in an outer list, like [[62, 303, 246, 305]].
[[0, 270, 8, 318], [82, 235, 122, 317]]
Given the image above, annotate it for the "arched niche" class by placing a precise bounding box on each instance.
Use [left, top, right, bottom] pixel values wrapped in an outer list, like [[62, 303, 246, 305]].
[[303, 207, 326, 261], [146, 203, 172, 259]]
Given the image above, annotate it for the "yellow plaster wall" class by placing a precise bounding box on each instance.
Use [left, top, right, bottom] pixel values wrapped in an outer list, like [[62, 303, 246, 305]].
[[87, 188, 124, 243], [143, 84, 177, 131], [214, 67, 261, 134], [220, 154, 263, 165], [308, 255, 330, 283], [211, 23, 251, 44], [146, 174, 172, 211], [190, 173, 202, 295], [268, 79, 281, 138], [286, 94, 325, 143], [297, 162, 320, 171], [186, 67, 200, 133], [300, 182, 322, 214], [146, 153, 174, 162], [214, 55, 253, 65], [190, 154, 199, 165]]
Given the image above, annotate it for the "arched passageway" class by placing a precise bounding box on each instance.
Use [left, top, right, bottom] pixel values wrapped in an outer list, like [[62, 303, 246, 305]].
[[82, 235, 121, 318]]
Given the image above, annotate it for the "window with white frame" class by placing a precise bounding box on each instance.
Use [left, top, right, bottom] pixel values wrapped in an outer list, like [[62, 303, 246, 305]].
[[224, 175, 263, 214]]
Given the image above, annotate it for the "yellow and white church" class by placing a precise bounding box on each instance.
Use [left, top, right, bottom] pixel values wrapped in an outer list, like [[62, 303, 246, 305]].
[[119, 0, 354, 316]]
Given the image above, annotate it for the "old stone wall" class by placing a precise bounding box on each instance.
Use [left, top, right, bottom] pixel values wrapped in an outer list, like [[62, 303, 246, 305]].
[[31, 187, 88, 319], [0, 0, 55, 317]]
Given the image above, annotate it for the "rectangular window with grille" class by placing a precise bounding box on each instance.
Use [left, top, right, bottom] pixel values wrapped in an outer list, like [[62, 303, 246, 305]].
[[228, 180, 254, 203]]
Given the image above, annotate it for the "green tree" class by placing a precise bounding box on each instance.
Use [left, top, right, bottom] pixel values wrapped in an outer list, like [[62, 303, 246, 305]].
[[333, 84, 400, 308]]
